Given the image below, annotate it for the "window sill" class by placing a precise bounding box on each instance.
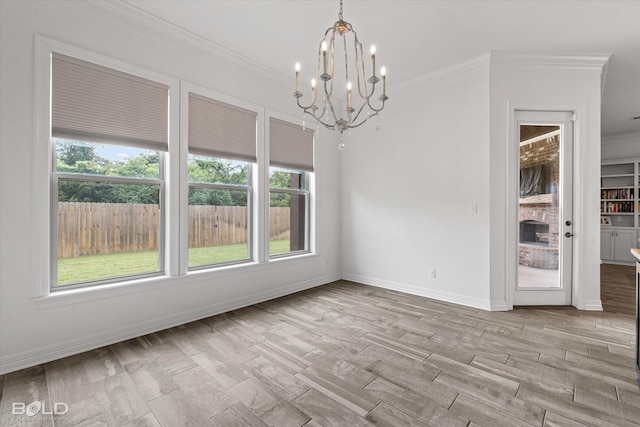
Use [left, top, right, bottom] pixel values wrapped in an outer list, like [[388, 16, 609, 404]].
[[31, 252, 319, 310], [31, 274, 181, 309]]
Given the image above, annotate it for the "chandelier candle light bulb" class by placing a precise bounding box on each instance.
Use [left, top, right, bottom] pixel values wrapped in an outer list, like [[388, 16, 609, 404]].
[[370, 45, 376, 77], [321, 41, 328, 76], [293, 0, 389, 140]]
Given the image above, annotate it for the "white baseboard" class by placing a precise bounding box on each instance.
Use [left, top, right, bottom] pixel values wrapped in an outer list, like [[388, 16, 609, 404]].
[[582, 299, 604, 311], [341, 273, 493, 311], [0, 273, 340, 375], [489, 301, 510, 311]]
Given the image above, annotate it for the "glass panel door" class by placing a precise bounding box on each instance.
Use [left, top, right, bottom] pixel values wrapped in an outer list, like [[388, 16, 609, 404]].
[[514, 111, 573, 306], [518, 125, 561, 288]]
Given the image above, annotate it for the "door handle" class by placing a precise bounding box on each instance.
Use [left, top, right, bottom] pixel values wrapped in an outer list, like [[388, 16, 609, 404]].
[[564, 232, 574, 238]]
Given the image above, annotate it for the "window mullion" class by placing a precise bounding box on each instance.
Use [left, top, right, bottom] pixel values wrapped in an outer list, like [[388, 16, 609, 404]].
[[55, 173, 162, 186]]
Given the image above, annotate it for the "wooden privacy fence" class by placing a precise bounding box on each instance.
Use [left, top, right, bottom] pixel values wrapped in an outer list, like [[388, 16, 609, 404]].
[[57, 202, 291, 258]]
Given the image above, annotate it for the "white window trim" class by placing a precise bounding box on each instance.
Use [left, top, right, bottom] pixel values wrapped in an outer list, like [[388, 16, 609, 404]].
[[32, 37, 317, 305], [52, 170, 166, 289], [179, 81, 265, 272], [186, 172, 253, 270], [265, 110, 318, 260], [34, 36, 180, 298]]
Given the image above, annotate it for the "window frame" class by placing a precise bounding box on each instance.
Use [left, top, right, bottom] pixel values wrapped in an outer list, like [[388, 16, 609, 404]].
[[35, 36, 181, 297], [51, 145, 167, 289], [48, 51, 172, 289], [266, 111, 316, 260], [186, 155, 254, 270], [268, 172, 311, 258], [34, 37, 317, 301], [179, 82, 265, 273]]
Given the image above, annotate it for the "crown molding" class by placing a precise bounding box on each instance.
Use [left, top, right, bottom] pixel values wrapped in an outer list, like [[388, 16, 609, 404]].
[[489, 51, 611, 71], [490, 51, 612, 97], [388, 50, 612, 101], [601, 131, 640, 144], [391, 53, 491, 99], [80, 0, 290, 86]]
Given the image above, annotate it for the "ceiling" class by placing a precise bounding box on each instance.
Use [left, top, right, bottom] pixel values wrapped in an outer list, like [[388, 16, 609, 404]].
[[122, 0, 640, 137]]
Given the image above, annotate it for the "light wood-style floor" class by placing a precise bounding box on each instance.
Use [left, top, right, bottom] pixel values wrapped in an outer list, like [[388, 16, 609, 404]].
[[1, 265, 639, 426]]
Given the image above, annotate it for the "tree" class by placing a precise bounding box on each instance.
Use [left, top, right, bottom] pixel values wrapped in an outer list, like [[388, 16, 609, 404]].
[[269, 170, 294, 207], [109, 154, 159, 179], [269, 170, 291, 188], [189, 188, 234, 206], [187, 157, 249, 206], [57, 142, 98, 166], [56, 141, 252, 206]]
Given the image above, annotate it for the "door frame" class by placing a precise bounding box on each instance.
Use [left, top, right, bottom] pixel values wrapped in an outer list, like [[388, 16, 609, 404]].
[[506, 106, 582, 309]]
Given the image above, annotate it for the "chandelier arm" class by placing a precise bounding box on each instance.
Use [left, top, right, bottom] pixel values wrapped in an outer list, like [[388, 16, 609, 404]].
[[310, 114, 337, 131], [329, 32, 337, 95], [360, 80, 377, 103], [342, 35, 353, 121], [315, 93, 329, 122], [346, 113, 377, 130], [367, 95, 387, 112], [306, 101, 336, 130], [366, 97, 387, 114], [295, 95, 319, 112], [346, 98, 370, 125], [353, 34, 368, 99], [322, 79, 341, 124]]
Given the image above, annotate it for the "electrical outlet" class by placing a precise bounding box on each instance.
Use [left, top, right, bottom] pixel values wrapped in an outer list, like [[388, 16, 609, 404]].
[[428, 268, 436, 278]]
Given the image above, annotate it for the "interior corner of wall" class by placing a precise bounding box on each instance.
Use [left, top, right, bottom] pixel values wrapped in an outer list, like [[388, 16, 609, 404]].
[[489, 300, 510, 311], [580, 299, 603, 311]]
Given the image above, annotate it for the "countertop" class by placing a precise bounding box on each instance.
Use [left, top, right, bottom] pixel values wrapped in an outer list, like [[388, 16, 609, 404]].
[[632, 248, 640, 262]]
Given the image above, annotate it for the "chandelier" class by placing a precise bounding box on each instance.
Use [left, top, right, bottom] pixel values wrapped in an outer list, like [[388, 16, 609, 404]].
[[293, 0, 388, 149]]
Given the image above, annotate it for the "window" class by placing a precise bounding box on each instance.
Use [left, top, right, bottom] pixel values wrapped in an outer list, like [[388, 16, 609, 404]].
[[187, 156, 251, 267], [50, 53, 169, 288], [43, 41, 316, 294], [269, 167, 309, 255], [187, 92, 257, 268], [269, 118, 314, 257]]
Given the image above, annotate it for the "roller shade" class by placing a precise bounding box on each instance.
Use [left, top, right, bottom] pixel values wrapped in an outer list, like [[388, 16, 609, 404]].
[[269, 118, 314, 172], [188, 93, 257, 163], [52, 53, 169, 151]]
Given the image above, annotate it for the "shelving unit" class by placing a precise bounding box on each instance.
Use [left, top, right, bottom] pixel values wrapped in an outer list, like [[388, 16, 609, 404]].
[[601, 159, 640, 264], [601, 161, 638, 228]]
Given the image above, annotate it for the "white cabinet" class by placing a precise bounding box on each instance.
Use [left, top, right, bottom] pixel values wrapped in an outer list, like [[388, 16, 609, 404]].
[[601, 228, 638, 264], [601, 229, 614, 260]]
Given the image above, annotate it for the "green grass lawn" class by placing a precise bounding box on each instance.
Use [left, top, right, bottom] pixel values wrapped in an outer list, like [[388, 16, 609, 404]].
[[57, 240, 291, 285]]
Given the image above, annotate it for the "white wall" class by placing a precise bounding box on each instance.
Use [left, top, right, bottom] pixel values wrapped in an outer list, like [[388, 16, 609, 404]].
[[341, 52, 608, 312], [341, 58, 493, 309], [0, 1, 613, 375], [0, 1, 341, 374], [488, 52, 609, 310], [602, 132, 640, 160]]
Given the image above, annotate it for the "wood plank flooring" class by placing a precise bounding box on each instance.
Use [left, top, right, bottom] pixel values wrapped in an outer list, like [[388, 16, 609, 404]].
[[1, 265, 638, 426]]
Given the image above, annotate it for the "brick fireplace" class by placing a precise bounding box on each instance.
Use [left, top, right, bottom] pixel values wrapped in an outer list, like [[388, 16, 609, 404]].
[[519, 202, 559, 269], [519, 133, 559, 270]]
